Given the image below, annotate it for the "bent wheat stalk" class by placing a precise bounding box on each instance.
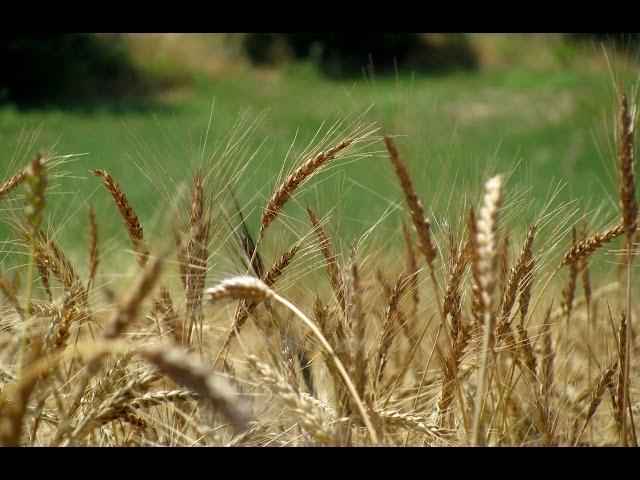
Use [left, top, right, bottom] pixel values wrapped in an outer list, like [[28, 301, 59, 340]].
[[205, 276, 378, 444]]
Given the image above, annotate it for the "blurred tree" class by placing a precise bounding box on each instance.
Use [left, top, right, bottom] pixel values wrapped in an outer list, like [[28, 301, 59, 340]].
[[0, 34, 140, 107], [242, 33, 477, 76]]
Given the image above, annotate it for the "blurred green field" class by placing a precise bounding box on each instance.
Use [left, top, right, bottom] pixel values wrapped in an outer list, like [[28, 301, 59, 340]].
[[0, 35, 633, 257]]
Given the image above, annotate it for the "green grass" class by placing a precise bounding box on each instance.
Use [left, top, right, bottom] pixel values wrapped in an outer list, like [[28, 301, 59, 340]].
[[0, 60, 624, 258]]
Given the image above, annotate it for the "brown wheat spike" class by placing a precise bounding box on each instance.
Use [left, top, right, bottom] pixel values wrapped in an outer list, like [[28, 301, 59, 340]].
[[87, 203, 99, 288], [40, 232, 81, 292], [67, 369, 159, 443], [347, 249, 367, 400], [580, 256, 591, 308], [468, 208, 482, 325], [443, 238, 471, 340], [402, 222, 420, 321], [263, 242, 301, 288], [438, 323, 471, 423], [383, 134, 436, 265], [32, 240, 76, 293], [541, 307, 555, 397], [185, 173, 211, 343], [260, 137, 354, 237], [497, 225, 537, 334], [229, 187, 263, 278], [35, 255, 52, 302], [498, 229, 510, 301], [375, 272, 408, 388], [560, 222, 624, 267], [573, 360, 618, 445], [561, 227, 579, 323], [246, 354, 337, 446], [51, 306, 73, 352], [615, 311, 628, 429], [516, 323, 537, 375], [26, 229, 87, 305], [24, 153, 47, 232], [140, 344, 250, 432], [619, 94, 638, 234], [313, 297, 332, 340], [306, 207, 345, 312], [175, 231, 188, 291], [531, 305, 557, 446], [92, 169, 149, 266], [121, 412, 147, 433], [518, 235, 536, 325], [618, 94, 637, 446], [50, 287, 81, 351], [0, 170, 26, 200]]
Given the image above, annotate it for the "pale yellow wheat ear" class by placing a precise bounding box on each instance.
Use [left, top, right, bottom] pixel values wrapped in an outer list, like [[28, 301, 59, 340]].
[[205, 276, 378, 444], [470, 174, 504, 446]]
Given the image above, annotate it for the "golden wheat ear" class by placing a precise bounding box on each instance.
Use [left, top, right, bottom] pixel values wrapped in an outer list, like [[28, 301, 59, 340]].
[[470, 174, 504, 446], [92, 169, 149, 266], [306, 206, 345, 312], [259, 137, 354, 239]]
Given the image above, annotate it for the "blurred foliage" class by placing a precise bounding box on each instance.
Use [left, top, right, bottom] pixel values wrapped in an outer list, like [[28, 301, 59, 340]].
[[243, 33, 478, 76], [569, 33, 640, 49], [0, 34, 144, 107]]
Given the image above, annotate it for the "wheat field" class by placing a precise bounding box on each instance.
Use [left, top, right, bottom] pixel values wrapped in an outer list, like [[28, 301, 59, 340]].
[[0, 84, 639, 447]]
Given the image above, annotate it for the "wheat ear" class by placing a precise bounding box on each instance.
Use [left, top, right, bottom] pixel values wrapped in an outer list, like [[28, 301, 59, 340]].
[[470, 175, 504, 446]]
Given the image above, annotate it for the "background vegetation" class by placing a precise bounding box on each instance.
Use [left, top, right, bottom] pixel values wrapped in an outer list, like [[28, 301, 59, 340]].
[[1, 34, 638, 251]]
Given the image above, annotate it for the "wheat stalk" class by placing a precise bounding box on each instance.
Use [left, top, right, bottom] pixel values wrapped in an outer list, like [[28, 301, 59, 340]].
[[205, 276, 379, 443]]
